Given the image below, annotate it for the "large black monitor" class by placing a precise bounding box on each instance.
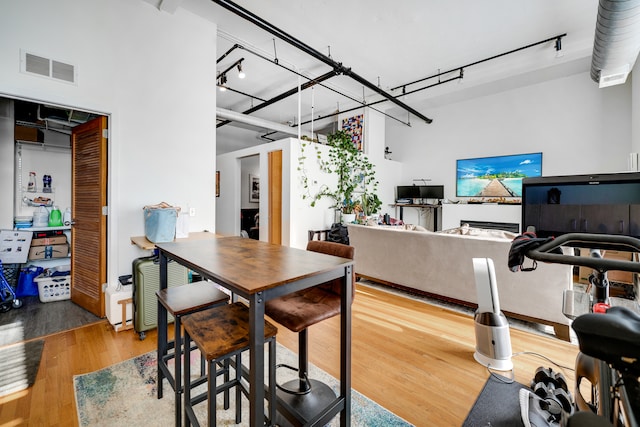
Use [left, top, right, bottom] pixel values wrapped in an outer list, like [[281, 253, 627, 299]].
[[396, 185, 444, 201], [396, 186, 419, 200], [419, 185, 444, 199], [521, 172, 640, 239]]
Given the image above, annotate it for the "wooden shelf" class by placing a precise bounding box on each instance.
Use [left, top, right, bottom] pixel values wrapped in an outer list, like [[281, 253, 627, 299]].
[[130, 231, 221, 251]]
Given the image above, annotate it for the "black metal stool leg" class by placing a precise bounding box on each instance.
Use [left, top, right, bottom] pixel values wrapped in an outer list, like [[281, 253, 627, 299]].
[[157, 299, 166, 400], [298, 329, 311, 391], [208, 359, 217, 427], [268, 337, 276, 426], [223, 358, 230, 410], [174, 316, 183, 427], [184, 329, 192, 427], [235, 353, 242, 424]]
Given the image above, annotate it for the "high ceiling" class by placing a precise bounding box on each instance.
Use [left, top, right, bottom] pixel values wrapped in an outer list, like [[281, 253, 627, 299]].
[[174, 0, 602, 152]]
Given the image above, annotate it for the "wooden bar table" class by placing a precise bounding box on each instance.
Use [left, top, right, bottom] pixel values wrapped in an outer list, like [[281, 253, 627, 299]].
[[155, 237, 354, 426]]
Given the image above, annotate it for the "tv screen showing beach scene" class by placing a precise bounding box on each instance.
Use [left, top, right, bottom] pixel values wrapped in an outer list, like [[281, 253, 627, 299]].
[[456, 152, 542, 198]]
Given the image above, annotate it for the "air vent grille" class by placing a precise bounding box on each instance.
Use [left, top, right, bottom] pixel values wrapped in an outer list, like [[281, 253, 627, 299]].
[[21, 50, 76, 84], [52, 60, 75, 83], [25, 53, 50, 77]]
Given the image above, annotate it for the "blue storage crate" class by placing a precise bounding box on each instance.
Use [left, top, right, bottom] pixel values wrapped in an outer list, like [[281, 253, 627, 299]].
[[143, 205, 178, 243]]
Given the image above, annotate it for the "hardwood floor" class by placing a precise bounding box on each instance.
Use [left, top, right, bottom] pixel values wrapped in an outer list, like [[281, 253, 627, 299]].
[[0, 283, 579, 426]]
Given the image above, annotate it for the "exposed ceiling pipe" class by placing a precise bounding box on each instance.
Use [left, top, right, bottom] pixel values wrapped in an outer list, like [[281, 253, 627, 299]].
[[217, 70, 337, 128], [591, 0, 640, 87], [216, 107, 312, 138], [211, 0, 433, 124]]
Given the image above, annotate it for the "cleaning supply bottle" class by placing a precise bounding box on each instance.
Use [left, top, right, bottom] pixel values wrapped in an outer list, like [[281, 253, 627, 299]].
[[49, 206, 63, 227], [63, 208, 72, 225], [27, 172, 36, 192], [43, 174, 52, 193]]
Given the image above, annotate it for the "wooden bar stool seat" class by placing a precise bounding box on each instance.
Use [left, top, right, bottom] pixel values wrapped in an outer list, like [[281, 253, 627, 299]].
[[265, 240, 355, 425], [156, 281, 230, 427], [182, 302, 278, 427]]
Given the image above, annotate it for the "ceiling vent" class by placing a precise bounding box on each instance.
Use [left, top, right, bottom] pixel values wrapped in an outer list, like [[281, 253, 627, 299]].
[[591, 0, 640, 88], [21, 50, 76, 84]]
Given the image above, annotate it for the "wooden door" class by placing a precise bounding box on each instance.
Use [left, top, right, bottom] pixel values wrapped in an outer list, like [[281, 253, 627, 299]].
[[268, 150, 282, 245], [71, 116, 107, 317]]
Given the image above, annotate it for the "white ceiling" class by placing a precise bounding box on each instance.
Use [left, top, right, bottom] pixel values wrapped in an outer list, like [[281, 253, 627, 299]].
[[174, 0, 602, 152]]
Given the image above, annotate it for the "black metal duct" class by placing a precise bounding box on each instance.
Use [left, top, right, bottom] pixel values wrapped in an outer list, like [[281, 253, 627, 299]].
[[211, 0, 433, 123], [591, 0, 640, 87]]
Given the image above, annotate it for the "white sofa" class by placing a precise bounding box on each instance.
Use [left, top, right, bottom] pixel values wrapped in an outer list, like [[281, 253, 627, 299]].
[[347, 224, 574, 340]]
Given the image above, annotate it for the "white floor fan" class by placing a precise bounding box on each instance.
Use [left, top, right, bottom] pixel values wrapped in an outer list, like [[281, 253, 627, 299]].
[[472, 257, 513, 371]]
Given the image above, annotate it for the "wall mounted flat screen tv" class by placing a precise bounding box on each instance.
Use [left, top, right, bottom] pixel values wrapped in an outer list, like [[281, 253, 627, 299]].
[[456, 152, 542, 197]]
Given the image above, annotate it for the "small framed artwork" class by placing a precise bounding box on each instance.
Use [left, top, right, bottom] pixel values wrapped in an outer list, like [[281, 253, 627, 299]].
[[216, 171, 220, 197], [342, 114, 364, 151], [250, 174, 260, 202]]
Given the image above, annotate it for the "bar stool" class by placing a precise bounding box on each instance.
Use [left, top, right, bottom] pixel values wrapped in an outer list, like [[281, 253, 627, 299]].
[[265, 240, 355, 425], [182, 302, 278, 427], [156, 281, 230, 427]]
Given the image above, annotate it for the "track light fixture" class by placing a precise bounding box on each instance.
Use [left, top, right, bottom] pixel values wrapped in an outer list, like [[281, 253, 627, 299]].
[[554, 37, 564, 58], [217, 57, 246, 90], [218, 73, 227, 91]]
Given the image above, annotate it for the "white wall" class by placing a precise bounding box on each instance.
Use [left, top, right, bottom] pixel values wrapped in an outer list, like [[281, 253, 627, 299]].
[[386, 71, 632, 227], [0, 0, 218, 286], [217, 138, 338, 249], [389, 71, 631, 196]]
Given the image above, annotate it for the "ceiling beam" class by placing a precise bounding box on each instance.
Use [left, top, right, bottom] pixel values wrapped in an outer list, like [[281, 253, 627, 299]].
[[211, 0, 433, 124]]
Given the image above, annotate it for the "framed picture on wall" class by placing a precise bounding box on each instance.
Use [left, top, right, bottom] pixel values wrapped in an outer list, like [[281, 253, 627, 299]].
[[342, 114, 364, 151], [216, 171, 220, 197], [250, 174, 260, 202]]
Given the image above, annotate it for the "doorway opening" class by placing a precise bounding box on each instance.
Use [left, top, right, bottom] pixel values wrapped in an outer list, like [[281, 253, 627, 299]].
[[0, 95, 109, 319], [240, 154, 260, 239]]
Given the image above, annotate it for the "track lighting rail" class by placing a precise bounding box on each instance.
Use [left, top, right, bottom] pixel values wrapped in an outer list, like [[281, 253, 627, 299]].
[[390, 33, 567, 92], [211, 0, 433, 124], [216, 43, 411, 128]]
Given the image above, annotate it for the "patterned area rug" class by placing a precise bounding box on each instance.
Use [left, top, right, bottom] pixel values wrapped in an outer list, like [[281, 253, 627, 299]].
[[74, 343, 412, 426]]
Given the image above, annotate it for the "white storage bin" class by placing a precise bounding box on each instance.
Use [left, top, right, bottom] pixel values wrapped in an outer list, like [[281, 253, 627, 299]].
[[35, 273, 71, 303]]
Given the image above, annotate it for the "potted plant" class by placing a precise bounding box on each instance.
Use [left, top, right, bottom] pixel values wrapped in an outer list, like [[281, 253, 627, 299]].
[[299, 129, 381, 223]]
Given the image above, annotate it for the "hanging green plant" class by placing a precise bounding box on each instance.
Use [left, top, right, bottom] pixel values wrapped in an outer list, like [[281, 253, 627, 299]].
[[298, 129, 381, 216]]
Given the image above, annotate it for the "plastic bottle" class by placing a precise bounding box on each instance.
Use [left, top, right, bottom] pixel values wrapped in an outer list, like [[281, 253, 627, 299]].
[[43, 174, 52, 193], [49, 206, 62, 227], [27, 172, 36, 192], [63, 208, 72, 225]]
